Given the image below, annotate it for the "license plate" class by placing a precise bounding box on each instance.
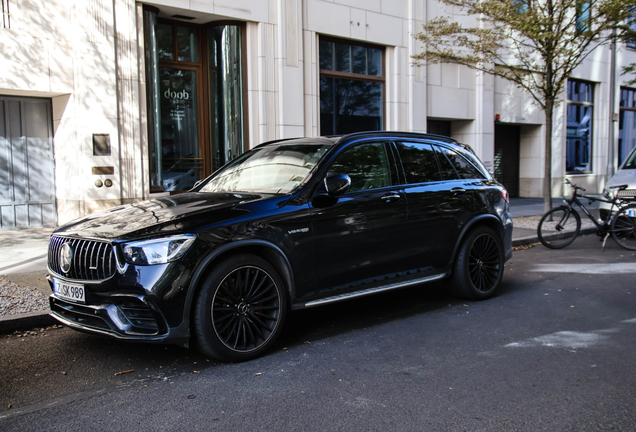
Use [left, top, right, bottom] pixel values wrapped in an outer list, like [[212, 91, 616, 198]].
[[54, 279, 85, 303]]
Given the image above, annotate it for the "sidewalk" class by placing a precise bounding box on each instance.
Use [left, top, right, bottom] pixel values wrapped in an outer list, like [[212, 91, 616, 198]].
[[0, 198, 575, 333]]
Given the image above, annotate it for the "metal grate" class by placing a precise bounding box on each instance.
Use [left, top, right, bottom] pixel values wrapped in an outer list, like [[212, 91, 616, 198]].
[[49, 236, 116, 281]]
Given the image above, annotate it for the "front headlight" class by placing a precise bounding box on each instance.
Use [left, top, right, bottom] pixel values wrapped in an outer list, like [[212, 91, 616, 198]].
[[122, 234, 196, 265]]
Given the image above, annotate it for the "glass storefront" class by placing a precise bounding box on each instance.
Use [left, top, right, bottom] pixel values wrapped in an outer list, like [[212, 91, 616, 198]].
[[144, 8, 245, 192]]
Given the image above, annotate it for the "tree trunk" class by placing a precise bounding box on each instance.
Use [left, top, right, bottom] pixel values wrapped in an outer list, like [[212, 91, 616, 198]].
[[543, 103, 554, 214]]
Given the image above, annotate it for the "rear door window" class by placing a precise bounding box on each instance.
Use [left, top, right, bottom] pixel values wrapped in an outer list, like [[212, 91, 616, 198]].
[[394, 142, 441, 184]]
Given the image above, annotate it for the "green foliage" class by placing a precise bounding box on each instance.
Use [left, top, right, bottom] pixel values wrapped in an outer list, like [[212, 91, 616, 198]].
[[623, 63, 636, 85], [413, 0, 635, 109]]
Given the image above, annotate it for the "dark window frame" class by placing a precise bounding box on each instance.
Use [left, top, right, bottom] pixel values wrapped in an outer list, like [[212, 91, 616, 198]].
[[318, 36, 386, 135], [566, 79, 594, 174], [618, 87, 636, 165], [627, 7, 636, 50], [575, 0, 592, 33]]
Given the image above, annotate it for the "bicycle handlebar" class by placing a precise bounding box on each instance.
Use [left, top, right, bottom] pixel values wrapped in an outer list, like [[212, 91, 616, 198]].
[[564, 179, 585, 192]]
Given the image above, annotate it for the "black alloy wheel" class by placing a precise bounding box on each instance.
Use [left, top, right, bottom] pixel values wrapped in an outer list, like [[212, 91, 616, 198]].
[[450, 226, 504, 300], [193, 254, 287, 361]]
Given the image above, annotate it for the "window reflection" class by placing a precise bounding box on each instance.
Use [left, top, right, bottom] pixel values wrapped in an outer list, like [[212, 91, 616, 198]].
[[619, 87, 636, 165], [328, 143, 391, 192], [566, 80, 593, 173], [395, 142, 441, 183], [177, 26, 198, 62], [320, 78, 382, 135]]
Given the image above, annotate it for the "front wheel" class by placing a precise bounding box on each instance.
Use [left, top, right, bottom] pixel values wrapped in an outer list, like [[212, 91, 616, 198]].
[[192, 254, 287, 362], [537, 206, 581, 249], [450, 226, 504, 300], [611, 204, 636, 251]]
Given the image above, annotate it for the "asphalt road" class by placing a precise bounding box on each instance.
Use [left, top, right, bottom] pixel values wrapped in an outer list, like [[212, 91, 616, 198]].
[[2, 235, 636, 431]]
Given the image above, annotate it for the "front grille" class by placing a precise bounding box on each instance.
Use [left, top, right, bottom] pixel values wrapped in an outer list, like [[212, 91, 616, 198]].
[[49, 236, 116, 281], [618, 189, 636, 198]]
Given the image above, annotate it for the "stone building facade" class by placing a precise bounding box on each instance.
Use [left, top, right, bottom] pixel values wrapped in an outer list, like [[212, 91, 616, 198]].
[[0, 0, 635, 228]]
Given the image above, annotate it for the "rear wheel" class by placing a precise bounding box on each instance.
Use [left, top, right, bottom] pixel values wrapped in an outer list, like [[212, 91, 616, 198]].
[[611, 204, 636, 251], [537, 206, 581, 249], [450, 226, 504, 300], [193, 254, 287, 362]]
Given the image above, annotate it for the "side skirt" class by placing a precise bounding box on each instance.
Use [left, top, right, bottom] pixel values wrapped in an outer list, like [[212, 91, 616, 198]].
[[303, 273, 447, 308]]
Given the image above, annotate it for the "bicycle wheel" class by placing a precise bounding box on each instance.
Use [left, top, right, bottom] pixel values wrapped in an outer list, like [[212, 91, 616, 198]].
[[537, 206, 581, 249], [611, 204, 636, 250]]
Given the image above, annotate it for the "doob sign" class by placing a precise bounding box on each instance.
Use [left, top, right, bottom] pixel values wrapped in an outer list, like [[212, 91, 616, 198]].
[[164, 89, 190, 100]]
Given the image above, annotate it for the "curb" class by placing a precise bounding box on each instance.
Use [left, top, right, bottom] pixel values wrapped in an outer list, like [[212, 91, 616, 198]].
[[512, 227, 598, 248], [0, 310, 56, 335]]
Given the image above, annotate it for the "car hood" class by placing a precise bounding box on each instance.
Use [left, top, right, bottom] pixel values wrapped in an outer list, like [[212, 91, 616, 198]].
[[54, 192, 283, 240], [606, 169, 636, 189]]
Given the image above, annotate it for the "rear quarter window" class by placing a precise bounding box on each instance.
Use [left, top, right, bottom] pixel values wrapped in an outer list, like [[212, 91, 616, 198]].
[[435, 146, 487, 180]]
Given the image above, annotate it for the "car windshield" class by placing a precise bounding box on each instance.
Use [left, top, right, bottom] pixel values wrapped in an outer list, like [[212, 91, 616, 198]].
[[623, 148, 636, 169], [199, 143, 332, 194]]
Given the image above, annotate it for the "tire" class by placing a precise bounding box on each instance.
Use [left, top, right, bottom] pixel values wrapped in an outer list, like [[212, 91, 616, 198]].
[[193, 254, 287, 362], [611, 204, 636, 251], [537, 206, 581, 249], [450, 226, 504, 300]]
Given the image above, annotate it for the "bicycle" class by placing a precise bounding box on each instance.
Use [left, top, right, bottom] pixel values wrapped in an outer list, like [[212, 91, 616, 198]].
[[537, 179, 636, 250]]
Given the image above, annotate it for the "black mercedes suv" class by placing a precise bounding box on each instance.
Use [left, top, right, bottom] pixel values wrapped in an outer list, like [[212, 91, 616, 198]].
[[47, 132, 513, 361]]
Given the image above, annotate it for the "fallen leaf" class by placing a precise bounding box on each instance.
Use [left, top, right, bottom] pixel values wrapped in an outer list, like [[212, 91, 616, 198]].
[[7, 404, 11, 409], [255, 372, 263, 376], [192, 371, 200, 374], [114, 369, 134, 376], [188, 395, 196, 399]]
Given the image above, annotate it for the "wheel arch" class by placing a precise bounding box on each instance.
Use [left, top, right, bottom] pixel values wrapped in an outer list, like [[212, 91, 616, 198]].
[[450, 214, 505, 266], [182, 240, 295, 330]]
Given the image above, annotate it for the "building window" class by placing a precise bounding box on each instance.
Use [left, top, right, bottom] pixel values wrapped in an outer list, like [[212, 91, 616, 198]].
[[514, 0, 531, 13], [627, 8, 636, 50], [575, 0, 591, 33], [619, 88, 636, 165], [566, 80, 594, 174], [319, 38, 384, 135]]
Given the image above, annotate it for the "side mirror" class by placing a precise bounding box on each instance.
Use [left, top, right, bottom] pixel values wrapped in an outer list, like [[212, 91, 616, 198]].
[[324, 174, 351, 197]]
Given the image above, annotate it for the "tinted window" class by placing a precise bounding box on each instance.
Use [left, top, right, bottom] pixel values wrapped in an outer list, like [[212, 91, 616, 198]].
[[434, 146, 459, 180], [394, 142, 441, 184], [436, 146, 484, 179], [328, 142, 391, 192]]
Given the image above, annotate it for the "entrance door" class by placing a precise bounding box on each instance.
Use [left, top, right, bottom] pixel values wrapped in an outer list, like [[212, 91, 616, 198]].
[[0, 97, 57, 229], [494, 124, 520, 198]]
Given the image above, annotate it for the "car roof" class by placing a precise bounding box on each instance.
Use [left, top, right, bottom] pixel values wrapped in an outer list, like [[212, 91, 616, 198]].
[[256, 131, 465, 151]]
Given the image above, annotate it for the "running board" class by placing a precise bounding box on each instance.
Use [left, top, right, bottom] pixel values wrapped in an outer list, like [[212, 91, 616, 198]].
[[304, 273, 447, 308]]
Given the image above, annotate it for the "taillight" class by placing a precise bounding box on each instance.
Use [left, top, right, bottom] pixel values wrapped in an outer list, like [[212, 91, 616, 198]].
[[500, 188, 509, 204]]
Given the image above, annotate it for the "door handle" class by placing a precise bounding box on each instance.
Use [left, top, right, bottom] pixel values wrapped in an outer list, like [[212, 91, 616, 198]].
[[381, 194, 401, 202], [451, 187, 466, 196]]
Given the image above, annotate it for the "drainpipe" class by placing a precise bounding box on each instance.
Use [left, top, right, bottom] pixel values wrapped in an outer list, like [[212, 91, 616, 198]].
[[607, 29, 617, 179]]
